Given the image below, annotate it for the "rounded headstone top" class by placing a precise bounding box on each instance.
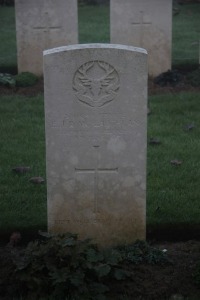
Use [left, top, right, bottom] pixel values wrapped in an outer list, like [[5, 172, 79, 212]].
[[43, 43, 147, 56]]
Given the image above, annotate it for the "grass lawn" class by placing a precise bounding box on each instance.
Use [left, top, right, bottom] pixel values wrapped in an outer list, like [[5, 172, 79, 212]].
[[0, 91, 200, 236], [0, 6, 17, 73], [0, 95, 46, 235], [147, 92, 200, 227], [172, 4, 200, 67], [78, 3, 109, 43]]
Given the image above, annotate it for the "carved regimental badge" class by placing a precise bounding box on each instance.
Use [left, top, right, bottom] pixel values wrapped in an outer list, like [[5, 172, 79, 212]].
[[73, 61, 120, 107]]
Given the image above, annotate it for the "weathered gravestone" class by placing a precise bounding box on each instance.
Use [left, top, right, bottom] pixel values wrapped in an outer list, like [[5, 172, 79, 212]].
[[15, 0, 78, 75], [110, 0, 172, 77], [44, 44, 147, 247]]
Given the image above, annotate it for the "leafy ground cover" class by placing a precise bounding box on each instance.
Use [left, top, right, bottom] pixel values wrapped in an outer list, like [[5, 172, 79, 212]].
[[1, 233, 200, 300]]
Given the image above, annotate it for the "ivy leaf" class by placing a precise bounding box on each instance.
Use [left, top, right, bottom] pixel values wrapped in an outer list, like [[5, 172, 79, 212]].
[[0, 73, 15, 87], [50, 269, 69, 284], [69, 271, 85, 287], [63, 237, 76, 246], [95, 264, 111, 278], [89, 282, 109, 294], [95, 294, 107, 300], [86, 248, 104, 263], [103, 249, 122, 265], [114, 268, 130, 280], [13, 254, 31, 270], [38, 231, 53, 238]]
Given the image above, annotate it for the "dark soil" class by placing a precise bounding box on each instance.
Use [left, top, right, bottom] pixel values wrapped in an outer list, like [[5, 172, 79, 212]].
[[109, 240, 200, 299], [0, 78, 44, 97], [0, 66, 200, 97], [0, 67, 200, 299], [148, 77, 200, 96], [0, 240, 200, 299]]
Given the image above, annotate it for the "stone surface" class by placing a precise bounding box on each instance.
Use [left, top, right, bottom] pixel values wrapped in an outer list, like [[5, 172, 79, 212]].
[[15, 0, 78, 75], [44, 44, 147, 247], [110, 0, 172, 77]]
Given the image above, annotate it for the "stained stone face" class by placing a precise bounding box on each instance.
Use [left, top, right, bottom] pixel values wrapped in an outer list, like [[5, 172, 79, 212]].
[[15, 0, 78, 75], [110, 0, 172, 77], [44, 44, 147, 247]]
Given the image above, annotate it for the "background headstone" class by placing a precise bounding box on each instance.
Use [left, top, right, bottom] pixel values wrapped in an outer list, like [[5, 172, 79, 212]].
[[15, 0, 78, 75], [110, 0, 172, 77], [44, 44, 147, 247]]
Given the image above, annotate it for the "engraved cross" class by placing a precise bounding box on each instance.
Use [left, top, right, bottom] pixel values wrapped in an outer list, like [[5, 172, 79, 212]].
[[33, 12, 61, 48], [131, 11, 152, 46], [75, 144, 118, 213]]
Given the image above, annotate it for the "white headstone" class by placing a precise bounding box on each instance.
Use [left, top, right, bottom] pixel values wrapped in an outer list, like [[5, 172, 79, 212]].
[[15, 0, 78, 75], [110, 0, 172, 77], [44, 44, 147, 247]]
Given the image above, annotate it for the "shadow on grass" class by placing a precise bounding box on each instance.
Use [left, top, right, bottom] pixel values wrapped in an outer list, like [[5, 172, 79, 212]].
[[0, 226, 47, 246], [1, 223, 200, 245], [0, 65, 18, 74], [147, 223, 200, 241]]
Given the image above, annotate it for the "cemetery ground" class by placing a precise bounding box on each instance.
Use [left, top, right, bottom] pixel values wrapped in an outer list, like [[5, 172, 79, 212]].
[[1, 86, 200, 299], [1, 72, 200, 299], [0, 2, 200, 300]]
